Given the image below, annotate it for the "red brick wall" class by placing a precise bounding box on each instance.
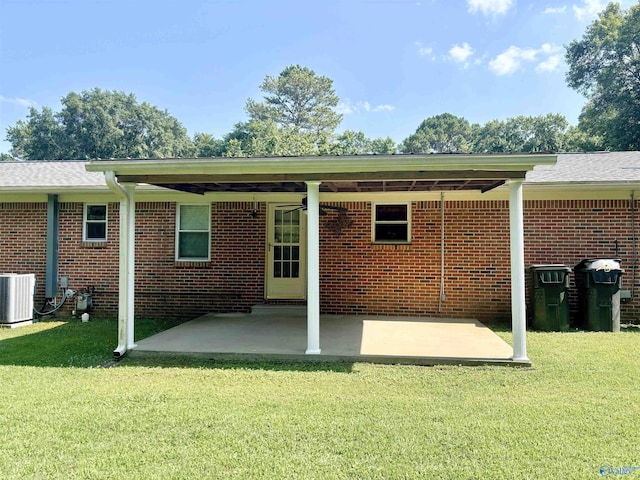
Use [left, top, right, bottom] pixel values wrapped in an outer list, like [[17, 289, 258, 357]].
[[1, 198, 638, 324], [0, 203, 48, 305]]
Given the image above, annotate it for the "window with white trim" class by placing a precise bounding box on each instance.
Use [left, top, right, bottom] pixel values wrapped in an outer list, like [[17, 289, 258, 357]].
[[176, 204, 211, 261], [83, 204, 108, 241], [372, 203, 411, 243]]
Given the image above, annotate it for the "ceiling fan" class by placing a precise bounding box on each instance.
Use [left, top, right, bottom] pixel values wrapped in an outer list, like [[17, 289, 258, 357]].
[[282, 196, 348, 216]]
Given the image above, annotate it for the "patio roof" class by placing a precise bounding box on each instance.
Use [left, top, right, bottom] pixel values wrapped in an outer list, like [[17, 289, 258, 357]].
[[84, 153, 553, 362], [85, 153, 556, 194]]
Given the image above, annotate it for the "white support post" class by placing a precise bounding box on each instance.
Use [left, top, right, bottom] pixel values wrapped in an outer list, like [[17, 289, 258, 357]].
[[124, 183, 137, 350], [305, 181, 321, 354], [115, 190, 129, 356], [509, 179, 528, 362]]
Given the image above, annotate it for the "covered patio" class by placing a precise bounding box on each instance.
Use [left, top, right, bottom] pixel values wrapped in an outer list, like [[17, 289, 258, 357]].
[[131, 306, 520, 366], [86, 153, 557, 365]]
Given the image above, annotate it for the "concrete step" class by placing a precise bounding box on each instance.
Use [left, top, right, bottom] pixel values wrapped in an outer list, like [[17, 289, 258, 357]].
[[250, 304, 307, 317]]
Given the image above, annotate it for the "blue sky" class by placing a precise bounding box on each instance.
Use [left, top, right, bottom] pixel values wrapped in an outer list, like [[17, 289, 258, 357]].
[[0, 0, 635, 154]]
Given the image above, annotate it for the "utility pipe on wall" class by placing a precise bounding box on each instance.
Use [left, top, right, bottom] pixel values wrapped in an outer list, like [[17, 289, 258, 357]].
[[632, 191, 637, 301], [438, 192, 446, 313]]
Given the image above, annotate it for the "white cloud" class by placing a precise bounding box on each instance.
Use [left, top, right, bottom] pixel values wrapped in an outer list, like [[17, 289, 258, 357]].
[[467, 0, 513, 16], [336, 99, 395, 115], [535, 54, 562, 72], [0, 95, 36, 108], [415, 41, 434, 58], [373, 104, 395, 112], [573, 0, 605, 20], [489, 43, 562, 75], [449, 42, 475, 64], [543, 5, 567, 14]]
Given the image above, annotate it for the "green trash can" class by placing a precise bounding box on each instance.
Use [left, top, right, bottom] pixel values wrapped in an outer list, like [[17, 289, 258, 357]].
[[574, 259, 623, 332], [529, 265, 571, 331]]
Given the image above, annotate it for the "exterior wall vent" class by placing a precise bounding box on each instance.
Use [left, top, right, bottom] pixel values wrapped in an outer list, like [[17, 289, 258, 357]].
[[0, 274, 35, 324]]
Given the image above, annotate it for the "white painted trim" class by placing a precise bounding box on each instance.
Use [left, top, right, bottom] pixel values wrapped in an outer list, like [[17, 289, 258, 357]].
[[509, 179, 528, 362], [86, 153, 557, 175], [371, 202, 412, 244], [175, 203, 212, 262], [82, 203, 108, 242], [305, 181, 321, 355]]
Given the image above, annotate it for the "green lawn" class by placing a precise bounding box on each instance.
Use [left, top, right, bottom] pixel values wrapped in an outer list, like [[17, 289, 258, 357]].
[[0, 317, 638, 479]]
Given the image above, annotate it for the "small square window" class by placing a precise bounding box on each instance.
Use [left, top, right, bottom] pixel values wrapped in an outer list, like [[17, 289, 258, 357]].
[[176, 204, 211, 261], [372, 203, 411, 243], [84, 204, 107, 241]]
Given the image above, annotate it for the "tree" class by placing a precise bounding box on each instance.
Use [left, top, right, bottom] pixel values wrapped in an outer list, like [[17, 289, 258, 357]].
[[400, 113, 475, 153], [566, 2, 640, 150], [6, 88, 194, 160], [222, 119, 317, 157], [370, 136, 397, 154], [564, 125, 605, 151], [0, 153, 16, 162], [326, 131, 397, 155], [245, 65, 343, 136], [472, 114, 569, 153], [193, 133, 225, 157]]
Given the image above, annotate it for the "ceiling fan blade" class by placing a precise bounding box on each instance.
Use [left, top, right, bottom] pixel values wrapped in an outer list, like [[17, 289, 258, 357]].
[[282, 206, 304, 215], [319, 204, 348, 212]]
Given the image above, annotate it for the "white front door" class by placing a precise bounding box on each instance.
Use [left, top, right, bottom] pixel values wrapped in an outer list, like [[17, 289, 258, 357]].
[[265, 204, 306, 299]]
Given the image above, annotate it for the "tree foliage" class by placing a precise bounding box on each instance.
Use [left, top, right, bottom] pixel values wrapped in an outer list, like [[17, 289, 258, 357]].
[[245, 65, 343, 136], [400, 113, 475, 153], [327, 130, 397, 155], [6, 88, 194, 160], [222, 120, 318, 157], [566, 2, 640, 150], [473, 114, 569, 153], [193, 132, 225, 157]]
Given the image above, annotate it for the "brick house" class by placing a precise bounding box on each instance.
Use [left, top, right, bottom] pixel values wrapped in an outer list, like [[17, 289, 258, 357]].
[[1, 152, 639, 359]]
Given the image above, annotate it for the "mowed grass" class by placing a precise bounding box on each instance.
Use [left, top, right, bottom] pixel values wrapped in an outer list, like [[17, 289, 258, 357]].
[[0, 318, 638, 479]]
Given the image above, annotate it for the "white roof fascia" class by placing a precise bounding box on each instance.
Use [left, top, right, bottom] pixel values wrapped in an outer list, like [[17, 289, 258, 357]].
[[85, 154, 557, 176]]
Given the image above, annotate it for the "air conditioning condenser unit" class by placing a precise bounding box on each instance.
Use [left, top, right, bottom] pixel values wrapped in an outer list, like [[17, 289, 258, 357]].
[[0, 274, 35, 324]]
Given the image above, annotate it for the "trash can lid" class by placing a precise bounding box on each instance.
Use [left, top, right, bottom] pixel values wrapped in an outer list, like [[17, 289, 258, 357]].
[[575, 258, 622, 271], [530, 264, 572, 272], [582, 259, 622, 272]]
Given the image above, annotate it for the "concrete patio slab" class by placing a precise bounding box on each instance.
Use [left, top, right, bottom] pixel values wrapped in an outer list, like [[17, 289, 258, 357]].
[[131, 311, 525, 366]]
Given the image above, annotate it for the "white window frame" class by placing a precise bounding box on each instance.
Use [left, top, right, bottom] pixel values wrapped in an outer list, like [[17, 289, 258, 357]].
[[175, 203, 211, 261], [371, 202, 412, 244], [83, 203, 108, 242]]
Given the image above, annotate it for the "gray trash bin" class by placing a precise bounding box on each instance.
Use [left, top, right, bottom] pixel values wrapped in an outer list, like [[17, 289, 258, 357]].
[[574, 259, 623, 332], [529, 265, 571, 331]]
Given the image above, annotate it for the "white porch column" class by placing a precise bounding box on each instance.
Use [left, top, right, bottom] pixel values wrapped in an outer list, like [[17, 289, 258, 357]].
[[124, 183, 137, 350], [509, 179, 528, 362], [305, 181, 321, 354]]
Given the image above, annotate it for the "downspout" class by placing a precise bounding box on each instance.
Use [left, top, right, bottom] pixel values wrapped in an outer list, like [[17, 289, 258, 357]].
[[105, 171, 130, 357], [438, 192, 446, 313], [45, 194, 60, 299]]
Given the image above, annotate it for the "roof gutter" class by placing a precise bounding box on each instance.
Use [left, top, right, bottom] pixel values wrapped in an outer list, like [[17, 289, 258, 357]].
[[105, 171, 134, 358]]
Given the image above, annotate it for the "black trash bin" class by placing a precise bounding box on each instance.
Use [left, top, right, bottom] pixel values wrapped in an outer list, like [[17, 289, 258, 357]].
[[529, 265, 571, 331], [574, 259, 623, 332]]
